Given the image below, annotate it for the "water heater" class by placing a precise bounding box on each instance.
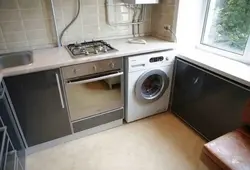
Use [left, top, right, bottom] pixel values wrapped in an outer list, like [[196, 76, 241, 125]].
[[123, 0, 159, 4]]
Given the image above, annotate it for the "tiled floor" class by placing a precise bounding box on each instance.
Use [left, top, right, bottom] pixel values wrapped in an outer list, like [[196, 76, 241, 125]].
[[26, 113, 209, 170]]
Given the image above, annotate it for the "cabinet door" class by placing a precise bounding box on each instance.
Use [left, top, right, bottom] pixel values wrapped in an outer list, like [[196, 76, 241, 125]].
[[5, 69, 72, 147], [171, 59, 250, 141]]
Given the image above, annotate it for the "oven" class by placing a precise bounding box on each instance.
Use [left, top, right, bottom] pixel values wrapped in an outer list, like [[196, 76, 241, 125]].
[[61, 58, 124, 133]]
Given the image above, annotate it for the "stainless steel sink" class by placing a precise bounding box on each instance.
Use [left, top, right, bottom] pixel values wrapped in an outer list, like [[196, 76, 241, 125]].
[[0, 51, 33, 69]]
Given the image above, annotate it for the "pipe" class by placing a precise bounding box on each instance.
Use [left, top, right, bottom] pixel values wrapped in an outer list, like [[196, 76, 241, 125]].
[[59, 0, 81, 46]]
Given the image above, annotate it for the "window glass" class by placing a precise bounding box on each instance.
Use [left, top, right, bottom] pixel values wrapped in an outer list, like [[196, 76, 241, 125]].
[[201, 0, 250, 55]]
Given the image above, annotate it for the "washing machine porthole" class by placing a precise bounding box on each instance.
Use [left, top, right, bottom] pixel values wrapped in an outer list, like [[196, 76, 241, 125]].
[[135, 69, 169, 103]]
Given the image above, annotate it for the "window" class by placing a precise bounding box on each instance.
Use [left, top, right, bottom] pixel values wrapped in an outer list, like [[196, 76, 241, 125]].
[[200, 0, 250, 60]]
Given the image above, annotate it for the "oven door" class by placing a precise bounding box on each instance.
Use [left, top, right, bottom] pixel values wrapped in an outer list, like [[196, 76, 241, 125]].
[[65, 71, 123, 122]]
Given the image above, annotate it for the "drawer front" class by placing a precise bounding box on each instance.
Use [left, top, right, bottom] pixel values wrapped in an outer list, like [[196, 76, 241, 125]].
[[62, 58, 122, 80], [72, 108, 124, 133]]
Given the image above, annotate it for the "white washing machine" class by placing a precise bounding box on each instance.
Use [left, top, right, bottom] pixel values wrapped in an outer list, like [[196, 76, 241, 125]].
[[125, 50, 176, 122]]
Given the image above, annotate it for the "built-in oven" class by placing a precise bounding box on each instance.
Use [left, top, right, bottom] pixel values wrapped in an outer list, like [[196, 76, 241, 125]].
[[62, 58, 124, 133]]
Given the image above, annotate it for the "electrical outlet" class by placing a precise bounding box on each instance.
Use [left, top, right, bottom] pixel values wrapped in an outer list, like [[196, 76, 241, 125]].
[[164, 24, 171, 30]]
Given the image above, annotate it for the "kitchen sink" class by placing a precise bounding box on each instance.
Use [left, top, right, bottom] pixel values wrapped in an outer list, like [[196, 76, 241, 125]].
[[0, 51, 33, 69]]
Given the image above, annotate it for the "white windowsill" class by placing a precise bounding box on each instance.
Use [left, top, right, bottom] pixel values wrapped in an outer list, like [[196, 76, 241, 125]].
[[177, 46, 250, 87]]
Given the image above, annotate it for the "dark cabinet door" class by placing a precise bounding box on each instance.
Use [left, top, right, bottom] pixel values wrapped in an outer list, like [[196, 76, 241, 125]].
[[171, 58, 250, 141], [0, 81, 26, 169], [5, 69, 72, 147]]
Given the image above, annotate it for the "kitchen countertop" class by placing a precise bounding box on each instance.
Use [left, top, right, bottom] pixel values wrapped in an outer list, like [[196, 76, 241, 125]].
[[1, 36, 250, 89], [1, 36, 175, 78], [178, 47, 250, 88]]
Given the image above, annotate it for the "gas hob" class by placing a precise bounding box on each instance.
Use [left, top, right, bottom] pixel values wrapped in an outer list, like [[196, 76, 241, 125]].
[[66, 40, 117, 58]]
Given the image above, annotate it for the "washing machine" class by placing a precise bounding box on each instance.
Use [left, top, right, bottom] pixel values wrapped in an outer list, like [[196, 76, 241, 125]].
[[124, 50, 176, 122]]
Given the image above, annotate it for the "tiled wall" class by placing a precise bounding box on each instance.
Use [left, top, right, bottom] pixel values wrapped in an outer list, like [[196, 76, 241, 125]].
[[54, 0, 152, 45], [151, 0, 179, 41], [0, 0, 177, 54], [0, 0, 56, 53]]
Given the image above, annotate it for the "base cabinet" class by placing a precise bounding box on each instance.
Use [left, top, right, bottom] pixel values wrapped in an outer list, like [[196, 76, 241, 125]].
[[171, 58, 250, 141], [5, 69, 72, 147]]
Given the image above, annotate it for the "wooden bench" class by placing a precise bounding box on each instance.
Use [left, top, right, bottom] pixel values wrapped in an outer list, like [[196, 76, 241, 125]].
[[201, 126, 250, 170]]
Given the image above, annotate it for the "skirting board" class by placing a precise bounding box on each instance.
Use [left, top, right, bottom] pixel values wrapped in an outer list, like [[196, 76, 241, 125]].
[[26, 119, 124, 155]]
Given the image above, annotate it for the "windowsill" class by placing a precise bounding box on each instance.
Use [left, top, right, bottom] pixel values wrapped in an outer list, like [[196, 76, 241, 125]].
[[177, 46, 250, 87]]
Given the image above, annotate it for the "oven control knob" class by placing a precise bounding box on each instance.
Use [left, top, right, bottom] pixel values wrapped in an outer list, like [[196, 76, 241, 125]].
[[93, 65, 97, 71], [109, 62, 115, 68], [73, 68, 77, 74]]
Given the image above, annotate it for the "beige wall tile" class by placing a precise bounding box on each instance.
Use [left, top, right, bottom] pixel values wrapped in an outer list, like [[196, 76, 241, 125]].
[[0, 11, 21, 22], [29, 38, 53, 46], [23, 20, 46, 30], [0, 33, 4, 43], [0, 21, 24, 32], [21, 9, 44, 20], [6, 41, 29, 51], [52, 0, 62, 7], [81, 0, 98, 6], [0, 0, 56, 53], [4, 31, 27, 43], [0, 43, 7, 50], [0, 0, 18, 9], [98, 0, 106, 6], [0, 0, 154, 53], [82, 15, 98, 26], [81, 5, 98, 16], [151, 0, 178, 41], [26, 30, 48, 40], [61, 0, 77, 8], [18, 0, 41, 9]]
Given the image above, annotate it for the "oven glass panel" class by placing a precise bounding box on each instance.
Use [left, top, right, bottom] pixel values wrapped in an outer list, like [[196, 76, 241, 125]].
[[66, 76, 122, 121]]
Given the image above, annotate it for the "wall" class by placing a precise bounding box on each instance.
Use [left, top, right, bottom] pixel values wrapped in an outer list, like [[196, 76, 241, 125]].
[[0, 0, 178, 54], [54, 0, 152, 45], [0, 0, 152, 53], [151, 0, 179, 41], [0, 0, 56, 54], [176, 0, 205, 48]]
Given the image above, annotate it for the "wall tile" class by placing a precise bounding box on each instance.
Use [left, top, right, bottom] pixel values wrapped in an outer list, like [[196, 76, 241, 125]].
[[0, 43, 7, 50], [151, 0, 178, 41], [26, 30, 48, 40], [0, 0, 56, 53], [52, 0, 62, 7], [81, 0, 98, 6], [0, 0, 18, 9], [0, 0, 154, 53], [56, 0, 152, 44], [0, 11, 21, 22], [18, 0, 41, 9], [0, 31, 4, 43], [23, 20, 46, 30], [21, 9, 44, 20], [3, 31, 27, 43], [6, 42, 29, 52], [0, 21, 24, 32]]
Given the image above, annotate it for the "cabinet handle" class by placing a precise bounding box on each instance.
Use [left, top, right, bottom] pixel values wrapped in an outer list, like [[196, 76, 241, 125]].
[[55, 73, 65, 109]]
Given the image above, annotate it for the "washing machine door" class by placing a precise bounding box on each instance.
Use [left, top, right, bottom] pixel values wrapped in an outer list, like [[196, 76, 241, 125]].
[[135, 69, 170, 103]]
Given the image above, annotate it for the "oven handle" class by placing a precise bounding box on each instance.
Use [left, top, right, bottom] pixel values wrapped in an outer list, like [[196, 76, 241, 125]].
[[67, 72, 123, 85]]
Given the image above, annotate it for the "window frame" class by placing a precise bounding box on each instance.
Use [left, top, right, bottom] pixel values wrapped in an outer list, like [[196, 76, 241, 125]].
[[196, 0, 250, 64]]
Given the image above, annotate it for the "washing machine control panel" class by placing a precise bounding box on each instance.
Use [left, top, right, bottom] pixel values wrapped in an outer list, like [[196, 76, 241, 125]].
[[149, 56, 164, 63]]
